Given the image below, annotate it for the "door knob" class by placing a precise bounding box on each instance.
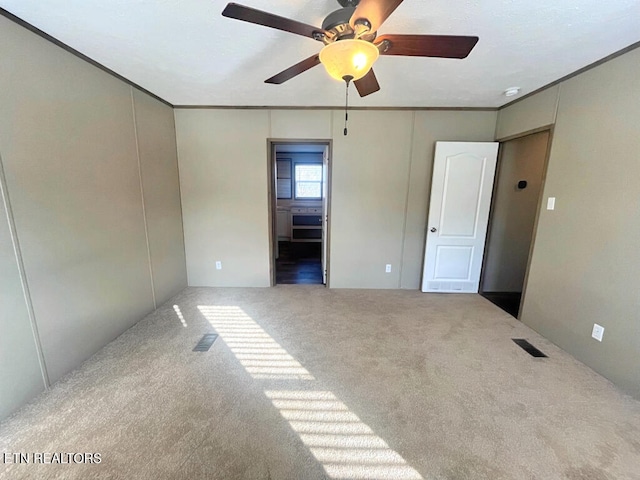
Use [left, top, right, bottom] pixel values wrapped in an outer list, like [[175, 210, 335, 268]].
[[430, 227, 437, 232]]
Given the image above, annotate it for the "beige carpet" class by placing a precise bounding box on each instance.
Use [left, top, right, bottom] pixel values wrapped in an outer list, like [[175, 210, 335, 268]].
[[1, 287, 639, 480]]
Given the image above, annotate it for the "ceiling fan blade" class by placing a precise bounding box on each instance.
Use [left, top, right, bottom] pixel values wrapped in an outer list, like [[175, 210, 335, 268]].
[[265, 54, 321, 84], [350, 0, 404, 34], [375, 34, 479, 58], [222, 3, 326, 40], [354, 69, 380, 97]]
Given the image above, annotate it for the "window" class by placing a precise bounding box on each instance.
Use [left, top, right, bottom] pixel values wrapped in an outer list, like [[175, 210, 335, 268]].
[[294, 163, 323, 199]]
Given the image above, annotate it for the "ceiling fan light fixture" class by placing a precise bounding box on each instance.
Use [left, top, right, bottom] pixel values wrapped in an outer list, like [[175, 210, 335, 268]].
[[319, 39, 379, 82]]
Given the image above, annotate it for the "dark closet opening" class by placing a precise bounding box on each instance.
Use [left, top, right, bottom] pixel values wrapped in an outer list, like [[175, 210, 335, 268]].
[[480, 130, 551, 318]]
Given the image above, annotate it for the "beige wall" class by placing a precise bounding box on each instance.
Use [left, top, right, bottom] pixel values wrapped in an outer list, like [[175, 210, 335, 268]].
[[330, 110, 414, 288], [498, 47, 640, 397], [133, 90, 187, 304], [482, 131, 549, 292], [175, 108, 496, 289], [0, 14, 186, 416], [175, 109, 271, 287], [270, 110, 333, 139], [495, 86, 559, 140], [0, 160, 46, 419]]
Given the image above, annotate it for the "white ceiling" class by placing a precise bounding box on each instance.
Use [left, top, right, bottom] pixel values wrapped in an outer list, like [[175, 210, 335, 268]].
[[2, 0, 639, 107]]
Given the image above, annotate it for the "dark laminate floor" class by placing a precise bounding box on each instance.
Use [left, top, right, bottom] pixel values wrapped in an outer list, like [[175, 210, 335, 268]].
[[276, 241, 323, 285], [481, 291, 522, 318], [276, 242, 322, 284]]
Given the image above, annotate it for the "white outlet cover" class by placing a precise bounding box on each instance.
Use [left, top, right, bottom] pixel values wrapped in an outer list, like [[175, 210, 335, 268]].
[[592, 323, 604, 342], [385, 264, 392, 273], [215, 261, 222, 270]]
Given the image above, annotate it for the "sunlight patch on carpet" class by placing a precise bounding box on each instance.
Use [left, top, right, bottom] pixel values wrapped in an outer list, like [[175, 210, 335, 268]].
[[199, 305, 314, 381], [173, 304, 187, 327], [198, 305, 424, 480]]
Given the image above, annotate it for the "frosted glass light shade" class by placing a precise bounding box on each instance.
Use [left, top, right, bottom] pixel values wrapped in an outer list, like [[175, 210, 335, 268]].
[[319, 39, 379, 82]]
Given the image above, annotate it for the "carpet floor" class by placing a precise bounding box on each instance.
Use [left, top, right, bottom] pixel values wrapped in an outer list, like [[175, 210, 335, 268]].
[[1, 287, 639, 480]]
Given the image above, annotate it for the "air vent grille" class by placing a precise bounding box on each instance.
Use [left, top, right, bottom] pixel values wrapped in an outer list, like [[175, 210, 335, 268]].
[[512, 338, 547, 358], [193, 333, 218, 352]]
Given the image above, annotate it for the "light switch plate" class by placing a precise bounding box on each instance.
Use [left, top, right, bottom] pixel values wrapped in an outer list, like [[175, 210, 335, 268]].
[[592, 323, 604, 342], [547, 197, 556, 210]]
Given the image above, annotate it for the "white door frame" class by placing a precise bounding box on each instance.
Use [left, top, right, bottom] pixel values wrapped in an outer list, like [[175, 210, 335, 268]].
[[322, 145, 329, 285], [479, 126, 554, 315], [267, 139, 332, 287]]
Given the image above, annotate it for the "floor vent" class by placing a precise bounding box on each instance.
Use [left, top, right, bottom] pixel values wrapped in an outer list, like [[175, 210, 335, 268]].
[[512, 338, 547, 358], [193, 333, 218, 352]]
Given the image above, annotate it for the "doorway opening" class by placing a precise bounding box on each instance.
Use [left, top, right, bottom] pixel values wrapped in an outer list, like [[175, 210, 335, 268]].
[[268, 140, 331, 286], [480, 129, 552, 318]]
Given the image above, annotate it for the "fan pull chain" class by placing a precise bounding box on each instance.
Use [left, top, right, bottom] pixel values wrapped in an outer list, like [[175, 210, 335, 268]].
[[343, 75, 352, 136]]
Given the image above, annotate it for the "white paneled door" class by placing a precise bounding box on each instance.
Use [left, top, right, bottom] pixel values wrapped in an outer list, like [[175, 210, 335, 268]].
[[421, 142, 499, 293]]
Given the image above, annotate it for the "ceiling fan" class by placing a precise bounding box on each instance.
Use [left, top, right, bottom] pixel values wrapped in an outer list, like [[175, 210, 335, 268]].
[[221, 0, 479, 97]]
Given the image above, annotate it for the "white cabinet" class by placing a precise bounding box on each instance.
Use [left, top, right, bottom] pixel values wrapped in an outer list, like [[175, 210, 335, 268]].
[[276, 209, 291, 240], [290, 207, 323, 242]]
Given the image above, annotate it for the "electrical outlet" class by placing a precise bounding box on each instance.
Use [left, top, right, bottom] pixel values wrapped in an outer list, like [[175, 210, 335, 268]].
[[592, 323, 604, 342], [215, 261, 222, 270], [385, 264, 392, 273]]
